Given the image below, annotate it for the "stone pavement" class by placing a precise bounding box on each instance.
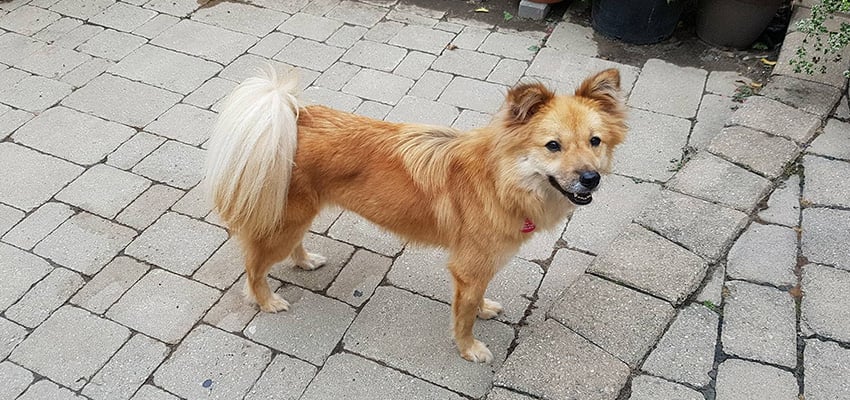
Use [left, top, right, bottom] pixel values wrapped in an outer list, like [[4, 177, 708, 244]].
[[0, 0, 848, 399]]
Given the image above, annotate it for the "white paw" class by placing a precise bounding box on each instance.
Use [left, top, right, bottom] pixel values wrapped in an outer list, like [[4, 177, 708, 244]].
[[295, 252, 327, 271], [477, 298, 504, 320], [259, 293, 290, 313], [460, 339, 493, 364]]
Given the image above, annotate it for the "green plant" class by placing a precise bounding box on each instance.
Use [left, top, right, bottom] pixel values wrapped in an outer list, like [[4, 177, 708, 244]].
[[791, 0, 850, 78]]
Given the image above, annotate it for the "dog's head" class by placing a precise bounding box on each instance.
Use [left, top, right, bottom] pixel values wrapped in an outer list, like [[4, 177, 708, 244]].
[[497, 69, 627, 206]]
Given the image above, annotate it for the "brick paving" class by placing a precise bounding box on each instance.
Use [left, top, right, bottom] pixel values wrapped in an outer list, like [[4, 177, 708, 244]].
[[0, 0, 849, 399]]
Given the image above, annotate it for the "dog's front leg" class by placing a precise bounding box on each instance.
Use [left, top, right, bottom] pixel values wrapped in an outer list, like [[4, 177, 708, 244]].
[[449, 251, 498, 363]]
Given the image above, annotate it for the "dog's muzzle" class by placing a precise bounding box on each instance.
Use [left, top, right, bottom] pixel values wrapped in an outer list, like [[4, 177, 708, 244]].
[[548, 174, 597, 206]]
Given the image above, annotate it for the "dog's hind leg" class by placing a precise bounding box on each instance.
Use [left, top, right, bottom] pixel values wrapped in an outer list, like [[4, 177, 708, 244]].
[[242, 221, 311, 312], [291, 242, 327, 271], [449, 250, 499, 363]]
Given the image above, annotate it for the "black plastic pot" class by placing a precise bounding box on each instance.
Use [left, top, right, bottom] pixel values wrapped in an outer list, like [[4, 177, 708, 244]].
[[591, 0, 685, 45], [696, 0, 783, 49]]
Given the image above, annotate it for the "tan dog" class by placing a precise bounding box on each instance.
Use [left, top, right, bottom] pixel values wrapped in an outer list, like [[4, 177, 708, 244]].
[[205, 68, 627, 363]]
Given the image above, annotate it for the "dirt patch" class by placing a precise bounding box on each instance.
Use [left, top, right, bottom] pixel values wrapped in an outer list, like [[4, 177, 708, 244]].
[[402, 0, 793, 83]]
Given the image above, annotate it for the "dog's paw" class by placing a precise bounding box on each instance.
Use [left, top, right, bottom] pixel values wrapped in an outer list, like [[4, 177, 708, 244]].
[[477, 298, 504, 320], [259, 293, 290, 313], [459, 340, 493, 364], [295, 252, 327, 271]]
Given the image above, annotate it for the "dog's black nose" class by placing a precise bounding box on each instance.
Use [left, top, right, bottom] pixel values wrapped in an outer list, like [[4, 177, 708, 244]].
[[579, 171, 600, 189]]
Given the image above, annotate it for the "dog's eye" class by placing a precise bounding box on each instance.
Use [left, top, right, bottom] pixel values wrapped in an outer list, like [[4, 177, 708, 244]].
[[545, 141, 561, 152], [590, 136, 601, 147]]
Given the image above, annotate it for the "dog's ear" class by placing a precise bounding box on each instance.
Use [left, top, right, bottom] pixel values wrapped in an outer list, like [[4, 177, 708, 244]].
[[504, 82, 555, 124], [575, 68, 622, 112]]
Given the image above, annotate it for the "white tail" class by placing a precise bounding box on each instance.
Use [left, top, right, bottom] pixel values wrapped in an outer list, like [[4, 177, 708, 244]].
[[205, 67, 300, 238]]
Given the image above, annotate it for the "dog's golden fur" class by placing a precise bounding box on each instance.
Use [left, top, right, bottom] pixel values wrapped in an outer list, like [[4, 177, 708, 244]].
[[205, 68, 626, 363]]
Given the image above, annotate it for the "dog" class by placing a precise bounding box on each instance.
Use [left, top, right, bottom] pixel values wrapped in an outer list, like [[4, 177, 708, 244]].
[[205, 67, 627, 363]]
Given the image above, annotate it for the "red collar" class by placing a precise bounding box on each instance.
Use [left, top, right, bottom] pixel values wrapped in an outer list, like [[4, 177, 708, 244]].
[[521, 218, 536, 233]]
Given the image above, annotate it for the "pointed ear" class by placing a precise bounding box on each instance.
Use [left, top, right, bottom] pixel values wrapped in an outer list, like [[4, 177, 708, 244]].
[[504, 82, 556, 124], [575, 69, 623, 112]]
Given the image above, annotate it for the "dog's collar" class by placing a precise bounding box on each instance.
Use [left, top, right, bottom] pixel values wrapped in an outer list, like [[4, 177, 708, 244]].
[[521, 218, 535, 233]]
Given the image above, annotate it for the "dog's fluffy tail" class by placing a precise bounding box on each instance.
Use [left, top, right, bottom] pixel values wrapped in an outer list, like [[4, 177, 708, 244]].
[[205, 67, 299, 238]]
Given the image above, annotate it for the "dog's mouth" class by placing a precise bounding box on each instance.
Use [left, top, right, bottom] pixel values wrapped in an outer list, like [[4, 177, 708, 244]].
[[548, 176, 593, 205]]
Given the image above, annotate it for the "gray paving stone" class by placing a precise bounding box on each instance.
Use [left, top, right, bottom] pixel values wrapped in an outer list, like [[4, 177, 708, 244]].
[[11, 305, 130, 390], [302, 353, 463, 400], [0, 203, 22, 237], [487, 58, 527, 86], [35, 212, 136, 275], [439, 76, 507, 114], [83, 334, 169, 400], [245, 354, 317, 400], [636, 190, 749, 262], [78, 29, 146, 61], [451, 26, 488, 49], [486, 387, 537, 400], [836, 94, 850, 119], [191, 238, 243, 290], [388, 247, 542, 323], [17, 380, 85, 400], [15, 44, 91, 79], [804, 155, 850, 208], [802, 208, 850, 271], [354, 100, 391, 119], [184, 77, 237, 109], [409, 69, 452, 101], [613, 108, 691, 182], [302, 86, 362, 112], [804, 339, 850, 400], [344, 286, 514, 398], [452, 109, 491, 130], [386, 9, 438, 26], [144, 0, 198, 17], [326, 24, 367, 48], [809, 118, 850, 161], [526, 48, 639, 95], [5, 267, 84, 328], [549, 274, 675, 366], [245, 286, 355, 365], [589, 224, 707, 305], [563, 174, 660, 254], [495, 319, 629, 400], [314, 62, 361, 90], [220, 54, 319, 90], [191, 1, 287, 36], [0, 108, 33, 140], [532, 249, 594, 319], [689, 94, 737, 149], [515, 217, 567, 262], [327, 249, 391, 307], [2, 202, 74, 250], [203, 275, 279, 333], [435, 21, 463, 33], [274, 37, 345, 71], [325, 0, 385, 26], [248, 31, 294, 58], [478, 31, 540, 61], [328, 210, 405, 255], [393, 50, 434, 79], [0, 361, 33, 400], [147, 103, 216, 146], [61, 56, 112, 87], [629, 375, 703, 400], [363, 20, 404, 42], [171, 185, 211, 220], [126, 212, 226, 275], [0, 243, 52, 312], [708, 126, 800, 179], [57, 165, 150, 219], [758, 174, 800, 227], [668, 152, 772, 212], [385, 95, 459, 126], [269, 232, 355, 291], [110, 45, 221, 95], [50, 0, 113, 19], [628, 59, 706, 118], [705, 70, 750, 96], [773, 31, 850, 88], [0, 74, 72, 112], [517, 0, 548, 20], [729, 95, 820, 143], [544, 22, 597, 57], [389, 24, 454, 54], [15, 106, 135, 166], [802, 264, 850, 343], [64, 74, 181, 128], [0, 5, 60, 35], [151, 19, 256, 64], [71, 256, 148, 314], [727, 223, 797, 287], [132, 140, 205, 189], [155, 325, 271, 399], [31, 15, 82, 43], [641, 304, 719, 387], [722, 280, 797, 368], [0, 32, 44, 65], [107, 131, 165, 170], [131, 385, 179, 400], [133, 13, 179, 39], [278, 12, 342, 41], [116, 184, 183, 230], [108, 269, 220, 343], [715, 358, 798, 400], [0, 143, 82, 211], [341, 68, 413, 105], [432, 48, 499, 79], [89, 2, 158, 32], [761, 74, 842, 117]]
